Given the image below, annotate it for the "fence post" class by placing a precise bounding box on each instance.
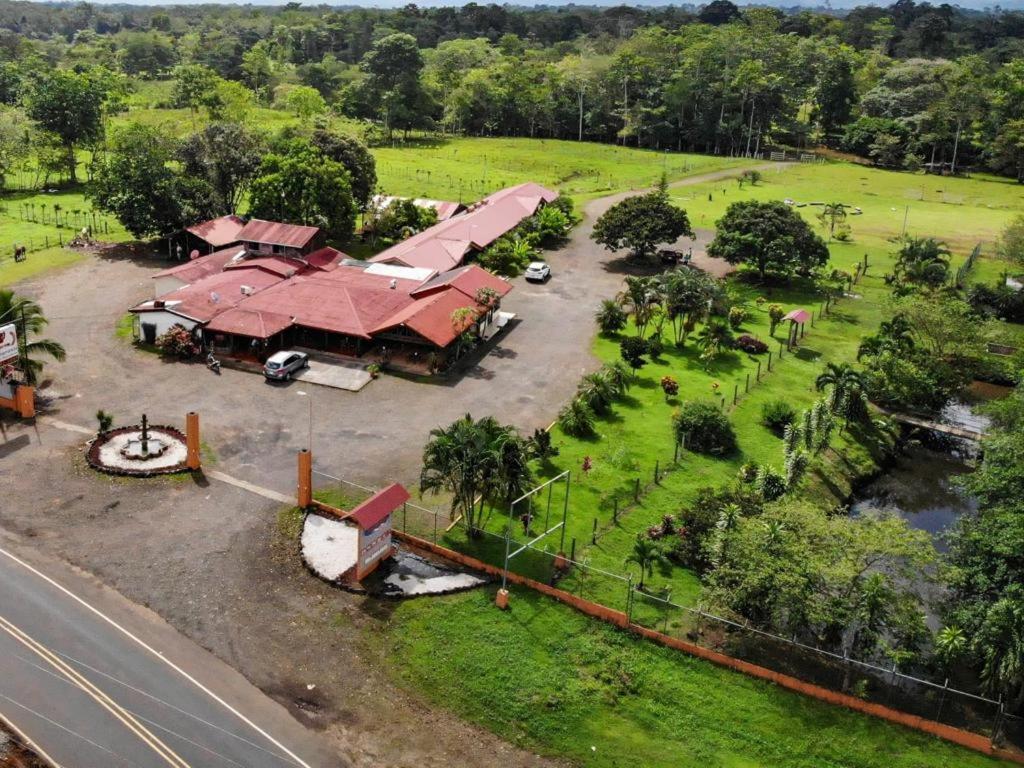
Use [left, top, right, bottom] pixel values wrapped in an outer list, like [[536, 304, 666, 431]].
[[626, 574, 634, 623], [767, 352, 772, 372], [745, 373, 750, 393], [570, 537, 576, 562], [757, 360, 762, 381], [434, 510, 438, 543], [592, 517, 598, 544], [613, 497, 619, 523], [654, 460, 659, 485], [634, 477, 640, 501], [673, 440, 679, 463], [733, 383, 738, 405], [403, 502, 407, 533]]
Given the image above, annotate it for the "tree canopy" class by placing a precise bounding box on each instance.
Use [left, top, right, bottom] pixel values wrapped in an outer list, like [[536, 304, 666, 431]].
[[707, 200, 830, 280], [592, 183, 693, 261]]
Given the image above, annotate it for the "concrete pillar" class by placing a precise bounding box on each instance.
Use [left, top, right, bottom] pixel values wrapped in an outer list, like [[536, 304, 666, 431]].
[[185, 411, 200, 470], [297, 449, 313, 508], [14, 385, 34, 419]]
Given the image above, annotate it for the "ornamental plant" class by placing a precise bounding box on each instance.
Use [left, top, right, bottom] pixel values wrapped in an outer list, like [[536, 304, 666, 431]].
[[661, 375, 679, 398]]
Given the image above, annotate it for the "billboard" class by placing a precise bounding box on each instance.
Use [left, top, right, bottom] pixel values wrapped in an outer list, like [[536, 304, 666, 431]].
[[0, 324, 17, 365]]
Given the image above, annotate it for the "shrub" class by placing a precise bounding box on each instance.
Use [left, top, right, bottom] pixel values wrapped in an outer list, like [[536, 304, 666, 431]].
[[660, 376, 679, 397], [737, 462, 759, 484], [95, 409, 113, 435], [558, 398, 596, 437], [595, 299, 627, 334], [527, 428, 559, 460], [647, 335, 664, 360], [756, 466, 787, 501], [620, 336, 648, 371], [761, 399, 797, 432], [768, 304, 785, 335], [728, 306, 747, 328], [672, 400, 737, 455], [735, 334, 768, 354], [156, 323, 200, 358]]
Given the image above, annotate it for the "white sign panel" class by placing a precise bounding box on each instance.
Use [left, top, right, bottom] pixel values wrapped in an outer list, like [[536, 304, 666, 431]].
[[0, 324, 17, 364]]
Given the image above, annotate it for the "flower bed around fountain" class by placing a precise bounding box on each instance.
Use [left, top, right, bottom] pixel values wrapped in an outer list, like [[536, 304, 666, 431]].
[[87, 422, 190, 477]]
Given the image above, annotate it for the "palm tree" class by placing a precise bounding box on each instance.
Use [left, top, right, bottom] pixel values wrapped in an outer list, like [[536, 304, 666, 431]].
[[894, 237, 951, 287], [815, 362, 867, 413], [601, 361, 632, 394], [818, 202, 847, 242], [624, 533, 669, 590], [711, 503, 742, 567], [695, 319, 733, 369], [577, 371, 615, 414], [935, 625, 968, 672], [595, 299, 627, 334], [618, 276, 660, 338], [0, 289, 66, 385], [420, 414, 501, 538]]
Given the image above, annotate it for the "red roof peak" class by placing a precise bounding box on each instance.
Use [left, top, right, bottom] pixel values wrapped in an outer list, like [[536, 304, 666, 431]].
[[347, 483, 411, 530]]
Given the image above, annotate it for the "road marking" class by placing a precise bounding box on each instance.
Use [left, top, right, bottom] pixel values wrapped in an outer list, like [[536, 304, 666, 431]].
[[205, 470, 294, 504], [0, 616, 190, 768], [0, 704, 64, 768], [0, 547, 311, 768], [35, 416, 93, 436]]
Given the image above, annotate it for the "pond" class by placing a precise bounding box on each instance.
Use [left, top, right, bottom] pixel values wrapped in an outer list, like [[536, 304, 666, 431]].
[[850, 443, 976, 552]]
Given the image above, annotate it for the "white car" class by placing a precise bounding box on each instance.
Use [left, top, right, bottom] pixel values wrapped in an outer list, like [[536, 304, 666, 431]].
[[263, 350, 309, 381], [524, 261, 551, 282]]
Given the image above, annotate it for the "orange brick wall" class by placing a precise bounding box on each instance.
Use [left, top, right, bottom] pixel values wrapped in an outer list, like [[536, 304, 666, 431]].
[[393, 530, 1024, 765]]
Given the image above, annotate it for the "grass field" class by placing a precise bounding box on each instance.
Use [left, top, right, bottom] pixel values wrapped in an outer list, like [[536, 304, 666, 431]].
[[0, 188, 132, 287], [381, 585, 1006, 768]]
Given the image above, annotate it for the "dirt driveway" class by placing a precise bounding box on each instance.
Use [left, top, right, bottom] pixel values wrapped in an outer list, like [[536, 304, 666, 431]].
[[0, 165, 755, 767]]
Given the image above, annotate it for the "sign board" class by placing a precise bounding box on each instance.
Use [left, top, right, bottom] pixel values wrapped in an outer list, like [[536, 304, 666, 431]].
[[0, 323, 18, 365], [359, 518, 393, 577]]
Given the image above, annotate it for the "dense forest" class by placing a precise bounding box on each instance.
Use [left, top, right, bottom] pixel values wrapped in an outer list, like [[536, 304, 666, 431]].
[[1, 0, 1023, 182]]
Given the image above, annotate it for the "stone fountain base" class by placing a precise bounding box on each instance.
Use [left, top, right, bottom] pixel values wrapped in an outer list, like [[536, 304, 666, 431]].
[[87, 425, 190, 477]]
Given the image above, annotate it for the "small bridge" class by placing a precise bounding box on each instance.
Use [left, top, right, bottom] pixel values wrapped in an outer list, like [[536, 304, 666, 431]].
[[884, 411, 987, 442]]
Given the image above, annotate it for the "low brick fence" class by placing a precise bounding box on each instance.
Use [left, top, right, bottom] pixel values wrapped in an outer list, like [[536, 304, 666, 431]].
[[393, 529, 1024, 765]]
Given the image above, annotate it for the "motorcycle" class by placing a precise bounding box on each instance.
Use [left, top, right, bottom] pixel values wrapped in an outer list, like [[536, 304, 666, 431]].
[[206, 354, 221, 374]]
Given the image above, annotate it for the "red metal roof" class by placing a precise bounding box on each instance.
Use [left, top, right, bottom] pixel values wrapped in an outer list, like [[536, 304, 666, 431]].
[[412, 265, 512, 301], [205, 307, 294, 338], [223, 257, 305, 278], [185, 215, 246, 247], [370, 182, 557, 272], [135, 269, 286, 323], [304, 246, 345, 271], [237, 219, 320, 248], [348, 483, 410, 530], [153, 247, 246, 284], [783, 309, 811, 323]]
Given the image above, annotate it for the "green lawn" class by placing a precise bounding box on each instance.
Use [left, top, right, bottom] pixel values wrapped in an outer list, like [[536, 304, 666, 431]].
[[382, 585, 1008, 768], [451, 160, 1024, 608], [371, 137, 750, 203]]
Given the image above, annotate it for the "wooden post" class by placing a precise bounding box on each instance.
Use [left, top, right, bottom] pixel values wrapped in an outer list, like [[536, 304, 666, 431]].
[[654, 460, 660, 485], [767, 352, 772, 372], [634, 477, 640, 501], [592, 518, 598, 544], [733, 383, 738, 404], [613, 498, 619, 522], [757, 360, 762, 381], [745, 373, 750, 393], [297, 449, 313, 508], [185, 411, 201, 470]]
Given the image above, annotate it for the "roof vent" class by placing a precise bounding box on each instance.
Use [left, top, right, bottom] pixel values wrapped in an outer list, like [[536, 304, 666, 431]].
[[390, 279, 397, 290], [153, 300, 165, 309], [240, 285, 254, 296]]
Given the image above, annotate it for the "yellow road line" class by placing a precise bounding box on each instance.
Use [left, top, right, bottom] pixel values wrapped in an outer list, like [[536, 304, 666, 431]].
[[0, 615, 191, 768], [0, 706, 64, 768]]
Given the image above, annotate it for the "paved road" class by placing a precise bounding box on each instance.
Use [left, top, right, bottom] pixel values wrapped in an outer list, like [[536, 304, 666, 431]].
[[0, 543, 337, 768]]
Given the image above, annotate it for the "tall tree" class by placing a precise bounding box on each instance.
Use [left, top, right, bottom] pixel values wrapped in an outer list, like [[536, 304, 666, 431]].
[[310, 129, 377, 211], [358, 33, 433, 140], [248, 140, 356, 242], [178, 123, 264, 215], [24, 68, 111, 183], [708, 200, 829, 281], [592, 179, 693, 261]]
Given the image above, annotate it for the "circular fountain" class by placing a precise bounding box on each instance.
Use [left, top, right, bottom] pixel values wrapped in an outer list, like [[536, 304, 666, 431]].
[[87, 414, 190, 476]]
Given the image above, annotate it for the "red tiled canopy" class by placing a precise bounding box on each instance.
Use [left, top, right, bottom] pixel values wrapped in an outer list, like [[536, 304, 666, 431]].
[[783, 309, 811, 324]]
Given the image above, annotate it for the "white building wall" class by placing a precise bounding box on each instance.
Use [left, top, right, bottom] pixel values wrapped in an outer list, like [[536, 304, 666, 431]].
[[135, 311, 199, 338]]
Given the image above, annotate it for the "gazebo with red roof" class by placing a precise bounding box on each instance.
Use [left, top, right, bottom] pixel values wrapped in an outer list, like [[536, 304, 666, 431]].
[[782, 308, 811, 348]]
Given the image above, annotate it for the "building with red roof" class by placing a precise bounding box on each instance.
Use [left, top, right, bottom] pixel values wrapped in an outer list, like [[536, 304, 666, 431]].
[[180, 215, 246, 257], [369, 182, 558, 273], [134, 185, 537, 369]]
